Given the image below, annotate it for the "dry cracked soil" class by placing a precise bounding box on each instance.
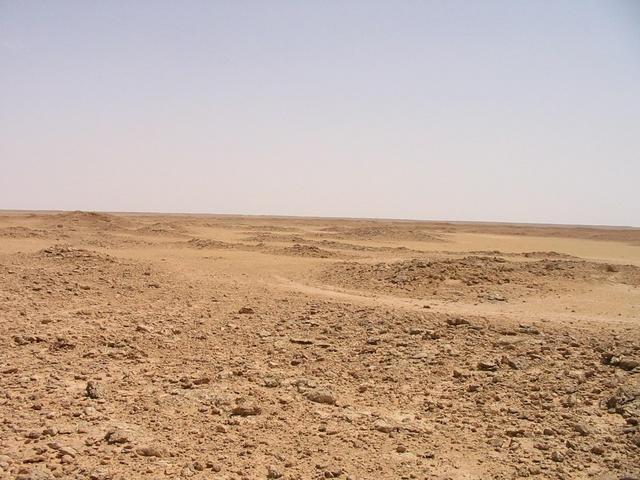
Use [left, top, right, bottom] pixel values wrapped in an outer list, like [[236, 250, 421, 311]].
[[1, 211, 639, 480]]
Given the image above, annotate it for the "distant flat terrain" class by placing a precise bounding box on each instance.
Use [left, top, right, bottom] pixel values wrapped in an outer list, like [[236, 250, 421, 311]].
[[1, 211, 639, 479]]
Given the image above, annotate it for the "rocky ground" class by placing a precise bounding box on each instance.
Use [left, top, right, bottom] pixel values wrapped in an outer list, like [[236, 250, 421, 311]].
[[0, 212, 639, 480], [319, 256, 640, 303]]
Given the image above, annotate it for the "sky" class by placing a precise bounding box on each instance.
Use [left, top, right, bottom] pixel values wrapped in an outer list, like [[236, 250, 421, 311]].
[[1, 1, 639, 226]]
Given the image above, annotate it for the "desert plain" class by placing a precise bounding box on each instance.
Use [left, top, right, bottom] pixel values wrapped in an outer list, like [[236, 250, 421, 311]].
[[0, 211, 639, 480]]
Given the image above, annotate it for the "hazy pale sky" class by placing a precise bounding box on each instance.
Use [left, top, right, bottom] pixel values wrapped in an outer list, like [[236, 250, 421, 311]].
[[1, 1, 639, 226]]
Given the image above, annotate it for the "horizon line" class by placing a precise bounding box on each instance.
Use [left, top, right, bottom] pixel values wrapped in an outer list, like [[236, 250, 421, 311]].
[[1, 208, 638, 230]]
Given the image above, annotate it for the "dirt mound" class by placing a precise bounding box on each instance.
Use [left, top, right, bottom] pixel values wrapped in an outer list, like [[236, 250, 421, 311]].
[[0, 226, 47, 238], [242, 232, 306, 243], [37, 244, 117, 263], [321, 256, 640, 301], [277, 244, 336, 258], [240, 224, 299, 232], [521, 250, 580, 259], [44, 211, 133, 230], [3, 245, 169, 308], [465, 250, 579, 259], [243, 233, 376, 255], [135, 222, 188, 236], [184, 238, 236, 249], [80, 233, 153, 248], [449, 222, 640, 246], [318, 224, 444, 242]]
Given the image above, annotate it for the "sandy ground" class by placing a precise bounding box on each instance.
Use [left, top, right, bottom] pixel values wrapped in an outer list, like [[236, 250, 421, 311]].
[[0, 211, 639, 480]]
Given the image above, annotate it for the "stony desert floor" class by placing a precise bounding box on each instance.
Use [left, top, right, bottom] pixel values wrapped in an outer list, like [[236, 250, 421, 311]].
[[0, 211, 639, 480]]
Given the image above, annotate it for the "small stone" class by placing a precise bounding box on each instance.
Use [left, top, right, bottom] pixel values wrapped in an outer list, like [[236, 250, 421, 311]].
[[43, 427, 58, 436], [551, 451, 564, 462], [447, 317, 469, 326], [618, 358, 639, 371], [231, 404, 261, 416], [58, 446, 77, 458], [305, 390, 336, 405], [238, 307, 254, 314], [88, 468, 111, 480], [104, 428, 133, 444], [529, 465, 541, 475], [181, 466, 195, 477], [263, 377, 280, 388], [136, 324, 152, 333], [15, 469, 54, 480], [86, 381, 103, 399], [572, 422, 590, 436], [84, 406, 99, 418], [422, 330, 440, 340], [591, 445, 605, 455], [267, 465, 283, 478], [136, 445, 164, 457], [373, 419, 395, 433], [477, 361, 498, 372], [322, 467, 344, 478], [23, 455, 46, 464], [500, 355, 519, 370], [192, 376, 211, 386]]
